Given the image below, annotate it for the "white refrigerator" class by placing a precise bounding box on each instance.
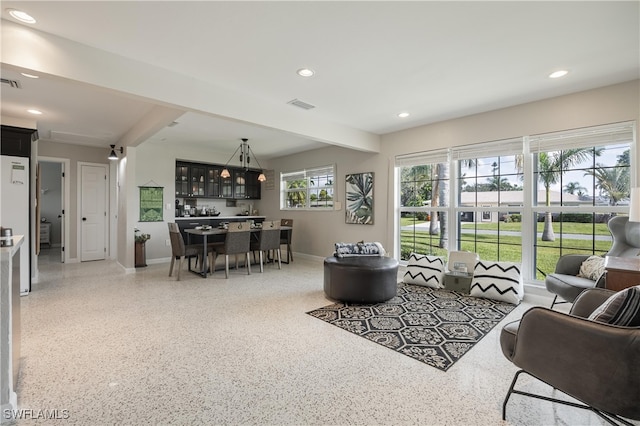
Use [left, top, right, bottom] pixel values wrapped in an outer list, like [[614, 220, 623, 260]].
[[1, 155, 30, 293]]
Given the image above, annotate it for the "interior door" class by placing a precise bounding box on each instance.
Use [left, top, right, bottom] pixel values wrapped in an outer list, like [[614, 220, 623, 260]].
[[80, 164, 106, 261]]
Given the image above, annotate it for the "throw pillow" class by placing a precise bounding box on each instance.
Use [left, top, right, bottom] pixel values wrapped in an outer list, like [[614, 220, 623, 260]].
[[588, 285, 640, 326], [334, 242, 385, 257], [403, 253, 445, 289], [470, 260, 522, 305], [577, 255, 606, 281]]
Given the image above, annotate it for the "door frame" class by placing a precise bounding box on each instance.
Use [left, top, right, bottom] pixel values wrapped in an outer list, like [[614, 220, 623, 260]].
[[77, 162, 109, 262], [38, 156, 70, 264]]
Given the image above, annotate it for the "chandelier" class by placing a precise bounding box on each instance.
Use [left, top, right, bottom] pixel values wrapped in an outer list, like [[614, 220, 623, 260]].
[[220, 138, 266, 182]]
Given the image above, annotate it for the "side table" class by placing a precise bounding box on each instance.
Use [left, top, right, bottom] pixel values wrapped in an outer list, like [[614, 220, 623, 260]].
[[444, 272, 473, 294], [604, 256, 640, 291]]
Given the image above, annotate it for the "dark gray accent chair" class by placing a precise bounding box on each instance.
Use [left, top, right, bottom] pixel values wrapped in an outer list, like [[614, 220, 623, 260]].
[[250, 220, 282, 272], [500, 288, 640, 425], [168, 222, 213, 280], [211, 222, 252, 278], [545, 216, 640, 308]]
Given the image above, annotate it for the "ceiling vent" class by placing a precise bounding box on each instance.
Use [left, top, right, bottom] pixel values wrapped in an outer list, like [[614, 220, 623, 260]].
[[287, 99, 315, 110], [1, 78, 21, 89]]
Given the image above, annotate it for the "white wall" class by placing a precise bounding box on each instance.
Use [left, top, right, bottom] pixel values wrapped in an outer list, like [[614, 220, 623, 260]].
[[257, 80, 640, 260]]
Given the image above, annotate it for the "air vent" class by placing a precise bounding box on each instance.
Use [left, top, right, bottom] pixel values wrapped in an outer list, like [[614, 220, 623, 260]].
[[1, 78, 21, 89], [287, 99, 315, 110]]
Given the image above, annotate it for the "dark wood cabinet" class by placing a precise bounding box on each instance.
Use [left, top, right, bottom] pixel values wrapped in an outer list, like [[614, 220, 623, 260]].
[[176, 160, 261, 199], [175, 162, 208, 197]]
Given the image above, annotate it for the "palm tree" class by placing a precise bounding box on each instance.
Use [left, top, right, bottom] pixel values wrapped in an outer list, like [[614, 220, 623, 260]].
[[585, 166, 628, 206], [564, 181, 586, 195], [537, 149, 598, 241]]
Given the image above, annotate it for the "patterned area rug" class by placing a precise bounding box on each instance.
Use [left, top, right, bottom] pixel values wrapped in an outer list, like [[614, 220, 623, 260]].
[[307, 283, 517, 371]]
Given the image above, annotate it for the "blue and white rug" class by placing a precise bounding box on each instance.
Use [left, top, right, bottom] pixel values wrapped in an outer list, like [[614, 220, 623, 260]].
[[307, 283, 517, 371]]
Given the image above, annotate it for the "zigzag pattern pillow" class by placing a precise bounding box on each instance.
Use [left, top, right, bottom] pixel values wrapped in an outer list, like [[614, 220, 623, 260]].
[[403, 253, 445, 289], [470, 260, 522, 304]]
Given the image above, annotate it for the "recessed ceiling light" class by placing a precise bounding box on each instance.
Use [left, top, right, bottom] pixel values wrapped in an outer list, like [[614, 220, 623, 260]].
[[7, 9, 36, 24], [20, 72, 39, 79], [27, 109, 42, 115], [297, 68, 315, 77], [549, 70, 569, 79], [397, 112, 410, 118]]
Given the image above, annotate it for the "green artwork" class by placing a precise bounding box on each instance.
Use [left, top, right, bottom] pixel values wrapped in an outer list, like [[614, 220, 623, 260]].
[[139, 186, 163, 222], [345, 172, 374, 225]]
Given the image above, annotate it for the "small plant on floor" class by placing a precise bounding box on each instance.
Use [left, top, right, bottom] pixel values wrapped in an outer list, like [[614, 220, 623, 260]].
[[134, 228, 151, 243]]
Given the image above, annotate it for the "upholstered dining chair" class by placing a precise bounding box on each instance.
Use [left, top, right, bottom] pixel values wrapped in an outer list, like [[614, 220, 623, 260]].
[[545, 215, 640, 308], [210, 221, 252, 278], [500, 287, 640, 425], [168, 222, 213, 281], [250, 220, 282, 273], [280, 218, 293, 263]]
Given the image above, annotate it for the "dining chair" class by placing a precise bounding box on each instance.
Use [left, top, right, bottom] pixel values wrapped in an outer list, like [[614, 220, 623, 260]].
[[250, 221, 282, 272], [211, 221, 252, 278], [168, 222, 213, 280], [280, 218, 293, 263]]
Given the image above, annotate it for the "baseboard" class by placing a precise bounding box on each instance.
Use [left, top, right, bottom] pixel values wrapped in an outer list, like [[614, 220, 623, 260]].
[[146, 257, 171, 265], [291, 252, 324, 263]]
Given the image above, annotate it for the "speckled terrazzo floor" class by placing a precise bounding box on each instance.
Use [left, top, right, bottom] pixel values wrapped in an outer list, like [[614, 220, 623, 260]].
[[15, 251, 637, 425]]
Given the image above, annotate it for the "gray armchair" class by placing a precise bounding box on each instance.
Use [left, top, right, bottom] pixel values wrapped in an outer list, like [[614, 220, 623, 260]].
[[545, 216, 640, 308], [500, 288, 640, 424]]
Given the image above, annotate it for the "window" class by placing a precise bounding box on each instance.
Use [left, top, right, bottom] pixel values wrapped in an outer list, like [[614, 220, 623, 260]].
[[453, 139, 525, 265], [397, 150, 449, 260], [395, 121, 636, 284], [281, 165, 335, 210], [531, 122, 633, 279]]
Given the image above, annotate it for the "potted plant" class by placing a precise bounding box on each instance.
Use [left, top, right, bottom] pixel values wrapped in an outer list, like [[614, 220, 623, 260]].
[[134, 228, 151, 267]]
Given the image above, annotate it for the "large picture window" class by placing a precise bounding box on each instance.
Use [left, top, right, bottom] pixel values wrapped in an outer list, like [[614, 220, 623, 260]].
[[281, 165, 335, 210], [395, 121, 636, 284]]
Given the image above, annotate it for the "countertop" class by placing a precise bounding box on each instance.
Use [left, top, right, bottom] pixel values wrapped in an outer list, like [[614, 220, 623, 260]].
[[1, 235, 24, 259]]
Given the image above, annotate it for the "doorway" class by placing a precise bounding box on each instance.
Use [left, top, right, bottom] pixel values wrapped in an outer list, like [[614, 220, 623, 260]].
[[37, 158, 69, 264], [79, 163, 108, 262]]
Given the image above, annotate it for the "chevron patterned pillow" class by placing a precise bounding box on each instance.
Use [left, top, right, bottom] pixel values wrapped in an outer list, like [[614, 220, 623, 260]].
[[470, 260, 522, 304], [403, 253, 445, 289]]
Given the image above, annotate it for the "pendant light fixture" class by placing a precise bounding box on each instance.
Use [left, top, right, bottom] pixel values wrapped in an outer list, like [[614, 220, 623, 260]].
[[220, 138, 267, 182]]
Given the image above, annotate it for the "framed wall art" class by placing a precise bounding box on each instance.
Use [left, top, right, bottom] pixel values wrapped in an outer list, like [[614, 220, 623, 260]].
[[345, 172, 374, 225], [139, 186, 163, 222]]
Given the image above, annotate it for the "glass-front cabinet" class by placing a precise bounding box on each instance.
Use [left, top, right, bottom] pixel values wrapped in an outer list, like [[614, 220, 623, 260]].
[[190, 164, 206, 197], [206, 166, 223, 198], [175, 162, 190, 196], [176, 160, 261, 199], [233, 170, 247, 199], [245, 171, 261, 199]]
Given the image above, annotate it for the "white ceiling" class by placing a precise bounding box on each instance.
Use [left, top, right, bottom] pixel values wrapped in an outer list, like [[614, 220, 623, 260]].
[[1, 1, 638, 160]]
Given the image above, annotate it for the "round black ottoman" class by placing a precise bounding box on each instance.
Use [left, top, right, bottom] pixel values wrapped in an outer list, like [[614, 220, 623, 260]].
[[323, 256, 399, 303]]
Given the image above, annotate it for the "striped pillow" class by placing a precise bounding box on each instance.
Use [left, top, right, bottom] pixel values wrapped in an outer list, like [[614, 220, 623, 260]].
[[470, 260, 523, 305], [403, 253, 445, 289], [588, 286, 640, 327]]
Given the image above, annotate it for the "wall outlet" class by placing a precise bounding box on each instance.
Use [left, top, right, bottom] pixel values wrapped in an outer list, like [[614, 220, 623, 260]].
[[165, 239, 171, 246]]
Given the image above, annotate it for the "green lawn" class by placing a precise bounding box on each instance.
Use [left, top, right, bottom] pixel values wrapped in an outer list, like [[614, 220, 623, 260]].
[[400, 219, 610, 280]]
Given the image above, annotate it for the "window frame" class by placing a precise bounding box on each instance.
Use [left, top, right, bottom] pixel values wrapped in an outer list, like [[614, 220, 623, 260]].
[[280, 164, 335, 211], [395, 121, 636, 285]]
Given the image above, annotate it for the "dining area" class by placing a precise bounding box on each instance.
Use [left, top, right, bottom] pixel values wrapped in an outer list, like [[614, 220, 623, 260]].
[[167, 218, 293, 280]]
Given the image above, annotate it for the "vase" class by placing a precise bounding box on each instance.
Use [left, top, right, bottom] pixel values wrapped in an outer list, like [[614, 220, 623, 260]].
[[135, 241, 147, 267]]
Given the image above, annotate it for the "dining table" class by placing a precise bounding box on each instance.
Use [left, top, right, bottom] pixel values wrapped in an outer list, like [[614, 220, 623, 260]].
[[185, 226, 292, 278]]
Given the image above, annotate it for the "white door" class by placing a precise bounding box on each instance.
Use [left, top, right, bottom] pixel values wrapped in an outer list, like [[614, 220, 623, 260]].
[[80, 164, 106, 261]]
